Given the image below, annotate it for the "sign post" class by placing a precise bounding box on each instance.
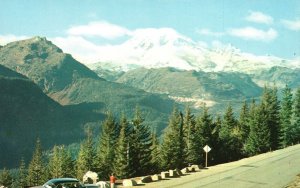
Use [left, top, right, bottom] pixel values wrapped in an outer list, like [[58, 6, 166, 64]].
[[203, 145, 211, 168]]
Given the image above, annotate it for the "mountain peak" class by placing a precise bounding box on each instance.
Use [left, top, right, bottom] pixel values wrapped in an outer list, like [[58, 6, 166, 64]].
[[125, 28, 195, 49]]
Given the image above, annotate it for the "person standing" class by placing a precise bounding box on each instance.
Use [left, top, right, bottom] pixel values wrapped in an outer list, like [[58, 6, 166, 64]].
[[110, 173, 116, 188]]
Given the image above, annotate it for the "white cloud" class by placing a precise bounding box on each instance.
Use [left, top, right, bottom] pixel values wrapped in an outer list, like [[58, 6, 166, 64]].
[[281, 19, 300, 31], [67, 21, 132, 39], [228, 27, 277, 42], [0, 34, 29, 45], [51, 36, 107, 63], [197, 28, 225, 37], [246, 11, 273, 25]]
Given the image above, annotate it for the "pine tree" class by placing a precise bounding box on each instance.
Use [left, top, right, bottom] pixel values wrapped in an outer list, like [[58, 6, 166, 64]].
[[161, 106, 185, 170], [279, 85, 293, 147], [76, 143, 87, 180], [0, 168, 13, 188], [61, 147, 74, 178], [113, 113, 134, 179], [48, 145, 64, 178], [195, 106, 213, 165], [219, 105, 241, 162], [76, 127, 95, 180], [238, 101, 250, 147], [244, 101, 271, 156], [150, 130, 161, 174], [211, 115, 222, 164], [183, 106, 198, 165], [95, 112, 118, 179], [27, 138, 45, 186], [290, 88, 300, 144], [262, 86, 280, 150], [131, 106, 152, 176], [15, 158, 27, 188]]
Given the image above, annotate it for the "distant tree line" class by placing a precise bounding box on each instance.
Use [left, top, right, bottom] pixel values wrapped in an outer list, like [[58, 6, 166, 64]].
[[1, 86, 300, 187]]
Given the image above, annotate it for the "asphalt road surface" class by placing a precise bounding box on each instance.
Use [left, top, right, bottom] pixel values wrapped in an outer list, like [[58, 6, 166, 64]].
[[143, 144, 300, 188]]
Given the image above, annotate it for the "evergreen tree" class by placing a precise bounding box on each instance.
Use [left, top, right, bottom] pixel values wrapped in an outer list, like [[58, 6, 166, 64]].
[[113, 113, 134, 179], [48, 145, 74, 179], [149, 130, 161, 174], [279, 85, 293, 147], [131, 106, 152, 176], [290, 88, 300, 144], [195, 106, 213, 165], [27, 138, 45, 186], [95, 112, 118, 179], [244, 101, 271, 156], [15, 158, 27, 188], [262, 86, 280, 150], [183, 106, 198, 165], [61, 147, 74, 178], [211, 115, 222, 164], [76, 127, 95, 180], [0, 168, 13, 188], [219, 105, 241, 162], [76, 143, 87, 181], [238, 101, 250, 147], [161, 106, 185, 170], [48, 145, 63, 178]]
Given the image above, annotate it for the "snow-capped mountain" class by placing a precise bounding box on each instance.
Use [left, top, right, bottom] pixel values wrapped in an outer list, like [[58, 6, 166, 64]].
[[87, 28, 299, 74]]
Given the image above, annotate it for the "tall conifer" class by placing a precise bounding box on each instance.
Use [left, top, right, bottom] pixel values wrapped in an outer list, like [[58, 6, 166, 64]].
[[161, 106, 185, 170], [114, 113, 134, 179], [27, 138, 45, 186], [131, 106, 152, 176], [95, 112, 118, 179], [279, 85, 293, 147]]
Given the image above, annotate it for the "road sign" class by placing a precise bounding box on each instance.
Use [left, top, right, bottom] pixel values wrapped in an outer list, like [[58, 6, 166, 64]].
[[203, 145, 211, 168], [203, 145, 211, 153]]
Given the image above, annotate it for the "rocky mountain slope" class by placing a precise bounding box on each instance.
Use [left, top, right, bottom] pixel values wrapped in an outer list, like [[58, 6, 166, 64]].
[[0, 37, 176, 168], [0, 64, 94, 168], [115, 67, 262, 111]]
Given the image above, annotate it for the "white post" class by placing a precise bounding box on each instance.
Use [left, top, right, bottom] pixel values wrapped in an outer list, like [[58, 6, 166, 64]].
[[205, 151, 208, 168]]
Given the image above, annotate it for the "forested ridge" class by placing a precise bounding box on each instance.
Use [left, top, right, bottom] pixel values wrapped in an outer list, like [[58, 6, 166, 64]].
[[1, 86, 300, 187]]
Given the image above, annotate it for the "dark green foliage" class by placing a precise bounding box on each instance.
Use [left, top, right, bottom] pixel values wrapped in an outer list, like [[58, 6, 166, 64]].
[[27, 138, 45, 186], [244, 101, 271, 156], [238, 101, 250, 146], [219, 105, 241, 162], [0, 65, 92, 169], [76, 128, 95, 181], [279, 85, 294, 147], [261, 86, 280, 150], [113, 114, 134, 179], [150, 131, 161, 174], [48, 145, 74, 179], [95, 112, 118, 179], [183, 106, 198, 165], [48, 146, 63, 178], [0, 168, 13, 188], [195, 106, 214, 165], [131, 107, 152, 176], [161, 106, 185, 170], [15, 158, 27, 188], [290, 88, 300, 144]]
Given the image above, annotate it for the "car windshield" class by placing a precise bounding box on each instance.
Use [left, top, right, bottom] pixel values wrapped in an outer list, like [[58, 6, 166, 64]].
[[44, 180, 84, 188]]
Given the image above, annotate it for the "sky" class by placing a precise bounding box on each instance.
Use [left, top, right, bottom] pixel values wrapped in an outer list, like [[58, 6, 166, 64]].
[[0, 0, 300, 63]]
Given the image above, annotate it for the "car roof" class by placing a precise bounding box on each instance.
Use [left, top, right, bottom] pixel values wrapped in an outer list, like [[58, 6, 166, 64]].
[[45, 178, 80, 185]]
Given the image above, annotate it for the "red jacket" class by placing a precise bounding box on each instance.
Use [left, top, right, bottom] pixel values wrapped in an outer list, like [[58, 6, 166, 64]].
[[110, 175, 116, 183]]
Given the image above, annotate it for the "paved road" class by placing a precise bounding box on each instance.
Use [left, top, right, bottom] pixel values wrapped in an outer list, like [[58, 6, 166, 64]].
[[143, 144, 300, 188]]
